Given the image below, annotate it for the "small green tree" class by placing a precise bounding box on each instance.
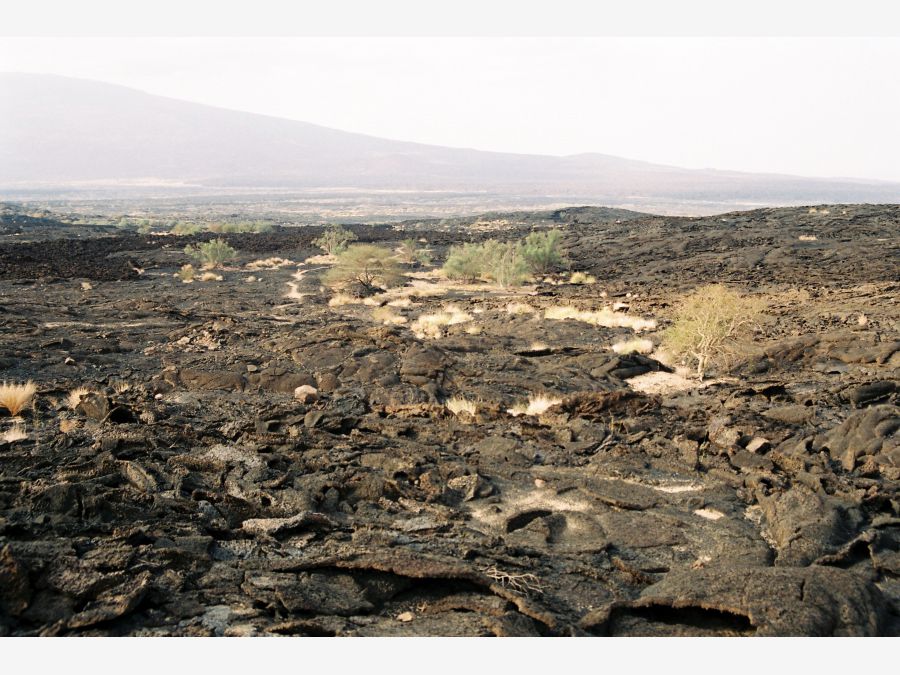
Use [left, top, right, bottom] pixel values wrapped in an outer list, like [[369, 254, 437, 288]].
[[521, 230, 564, 274], [396, 238, 432, 265], [482, 240, 529, 287], [663, 284, 766, 380], [314, 224, 358, 255], [184, 238, 238, 269], [443, 242, 485, 282], [323, 244, 405, 293]]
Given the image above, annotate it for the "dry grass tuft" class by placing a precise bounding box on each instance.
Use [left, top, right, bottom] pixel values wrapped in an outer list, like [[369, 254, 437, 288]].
[[612, 338, 654, 355], [446, 397, 478, 416], [545, 305, 656, 332], [67, 387, 91, 410], [371, 306, 408, 325], [568, 271, 597, 285], [505, 302, 536, 315], [110, 379, 131, 395], [198, 271, 223, 282], [328, 293, 361, 307], [0, 381, 37, 416], [245, 257, 293, 270], [411, 305, 473, 339], [175, 264, 195, 283], [1, 422, 28, 443], [507, 394, 563, 417]]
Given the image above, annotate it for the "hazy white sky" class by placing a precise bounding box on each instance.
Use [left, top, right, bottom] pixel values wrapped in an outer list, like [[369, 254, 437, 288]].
[[2, 37, 899, 181]]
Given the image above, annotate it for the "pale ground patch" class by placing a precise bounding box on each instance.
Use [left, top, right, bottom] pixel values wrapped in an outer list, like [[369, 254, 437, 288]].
[[544, 305, 656, 332], [626, 369, 714, 395], [44, 321, 151, 329], [283, 267, 322, 301], [612, 338, 654, 355], [693, 508, 726, 521], [619, 477, 703, 493], [467, 482, 593, 534], [507, 394, 563, 417]]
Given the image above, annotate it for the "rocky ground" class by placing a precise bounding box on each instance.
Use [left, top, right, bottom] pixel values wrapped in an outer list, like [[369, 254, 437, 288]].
[[0, 203, 897, 636]]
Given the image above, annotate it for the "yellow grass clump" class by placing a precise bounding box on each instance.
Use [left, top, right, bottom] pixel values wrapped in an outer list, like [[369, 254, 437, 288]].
[[507, 394, 563, 417], [67, 387, 91, 410], [446, 397, 478, 416], [410, 305, 473, 339], [1, 422, 27, 443], [328, 293, 361, 307], [371, 306, 408, 325], [612, 338, 654, 355], [544, 305, 656, 332], [0, 381, 37, 416], [505, 302, 536, 315], [568, 271, 597, 285], [245, 257, 293, 270]]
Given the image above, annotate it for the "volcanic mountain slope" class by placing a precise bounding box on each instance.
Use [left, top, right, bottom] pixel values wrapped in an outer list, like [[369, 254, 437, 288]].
[[2, 73, 899, 207], [0, 204, 897, 636]]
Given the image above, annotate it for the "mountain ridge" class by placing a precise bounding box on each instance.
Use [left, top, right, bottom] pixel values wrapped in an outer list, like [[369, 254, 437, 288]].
[[1, 73, 898, 205]]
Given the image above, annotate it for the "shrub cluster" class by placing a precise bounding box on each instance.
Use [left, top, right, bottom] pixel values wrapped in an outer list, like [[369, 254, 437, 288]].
[[442, 230, 564, 287], [314, 224, 358, 255], [207, 221, 274, 234], [184, 239, 238, 269]]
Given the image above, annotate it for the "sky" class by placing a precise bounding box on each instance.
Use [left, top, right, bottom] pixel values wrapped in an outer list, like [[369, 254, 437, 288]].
[[2, 36, 899, 181]]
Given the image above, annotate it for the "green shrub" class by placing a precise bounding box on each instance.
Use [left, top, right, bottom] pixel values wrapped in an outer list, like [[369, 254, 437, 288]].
[[663, 284, 766, 379], [314, 224, 358, 255], [171, 222, 203, 236], [213, 220, 274, 234], [443, 242, 485, 282], [397, 238, 432, 265], [184, 238, 238, 269], [521, 230, 564, 274], [481, 240, 529, 287], [443, 239, 530, 286], [323, 244, 405, 293]]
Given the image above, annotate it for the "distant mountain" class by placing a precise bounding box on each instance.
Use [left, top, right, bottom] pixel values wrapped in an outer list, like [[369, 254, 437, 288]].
[[1, 73, 898, 205]]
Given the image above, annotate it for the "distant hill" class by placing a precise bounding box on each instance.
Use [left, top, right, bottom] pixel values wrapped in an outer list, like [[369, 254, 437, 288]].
[[1, 73, 899, 206]]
